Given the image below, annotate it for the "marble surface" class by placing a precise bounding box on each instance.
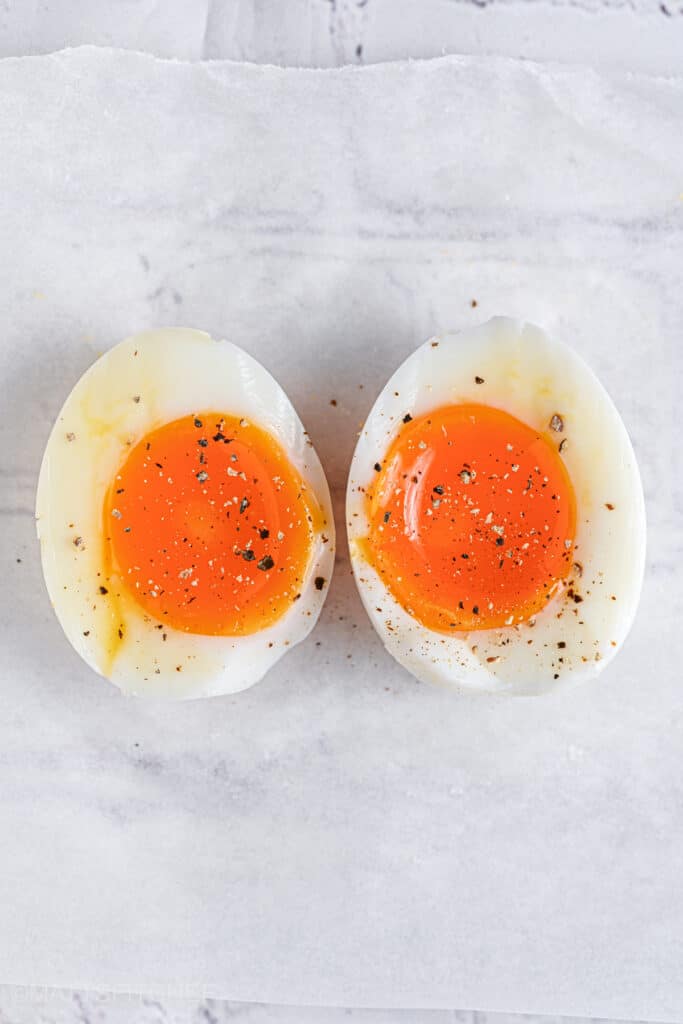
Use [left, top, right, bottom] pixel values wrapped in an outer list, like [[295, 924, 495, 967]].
[[0, 21, 682, 1024], [0, 993, 651, 1024], [0, 0, 682, 74]]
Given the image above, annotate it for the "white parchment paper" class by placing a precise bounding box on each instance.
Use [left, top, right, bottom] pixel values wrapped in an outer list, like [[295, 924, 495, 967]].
[[0, 47, 681, 1018]]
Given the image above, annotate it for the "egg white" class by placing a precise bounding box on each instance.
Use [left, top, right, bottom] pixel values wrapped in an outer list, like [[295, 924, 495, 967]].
[[347, 317, 645, 695], [36, 327, 335, 699]]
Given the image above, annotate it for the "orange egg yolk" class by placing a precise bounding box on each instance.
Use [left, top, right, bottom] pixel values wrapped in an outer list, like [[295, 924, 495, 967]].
[[104, 413, 317, 636], [363, 403, 576, 632]]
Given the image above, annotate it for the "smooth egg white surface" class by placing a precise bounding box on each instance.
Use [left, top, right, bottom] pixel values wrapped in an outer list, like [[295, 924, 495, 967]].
[[347, 317, 646, 696], [36, 328, 335, 699]]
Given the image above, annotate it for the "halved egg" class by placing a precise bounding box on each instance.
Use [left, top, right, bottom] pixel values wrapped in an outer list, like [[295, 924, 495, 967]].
[[36, 328, 334, 699], [347, 317, 645, 695]]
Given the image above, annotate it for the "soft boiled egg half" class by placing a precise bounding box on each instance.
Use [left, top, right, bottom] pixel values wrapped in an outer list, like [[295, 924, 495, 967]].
[[37, 328, 334, 699], [347, 318, 645, 695]]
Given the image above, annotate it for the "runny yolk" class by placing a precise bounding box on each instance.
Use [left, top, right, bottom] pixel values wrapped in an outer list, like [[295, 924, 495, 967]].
[[104, 413, 317, 636], [363, 403, 576, 632]]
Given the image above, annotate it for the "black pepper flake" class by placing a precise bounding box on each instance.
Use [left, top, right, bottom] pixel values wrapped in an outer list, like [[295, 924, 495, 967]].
[[155, 462, 163, 470], [315, 576, 326, 591], [257, 555, 275, 571], [240, 497, 250, 514], [194, 418, 203, 428], [549, 413, 564, 432], [259, 528, 270, 539], [374, 463, 382, 472], [474, 376, 485, 384], [196, 470, 208, 482], [118, 627, 124, 639], [330, 399, 337, 407], [83, 630, 90, 637], [472, 605, 479, 615], [99, 586, 108, 595], [433, 485, 444, 495], [213, 432, 225, 442], [198, 438, 208, 447], [496, 537, 504, 546], [458, 601, 464, 610], [383, 511, 391, 523], [605, 502, 615, 510], [558, 641, 566, 649], [402, 413, 413, 424], [242, 549, 255, 562], [116, 488, 124, 494]]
